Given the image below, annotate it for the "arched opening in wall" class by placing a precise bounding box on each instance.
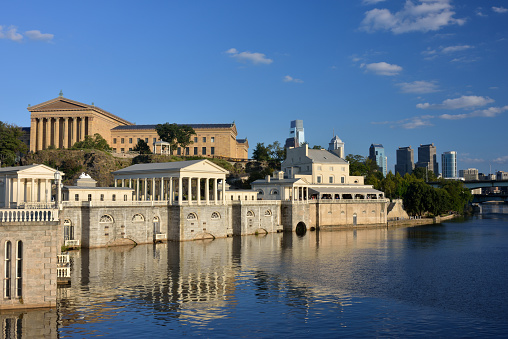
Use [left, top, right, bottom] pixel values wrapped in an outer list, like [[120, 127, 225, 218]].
[[353, 213, 357, 226], [153, 216, 160, 235], [193, 232, 215, 241], [295, 222, 307, 236], [63, 219, 74, 241], [254, 228, 268, 236]]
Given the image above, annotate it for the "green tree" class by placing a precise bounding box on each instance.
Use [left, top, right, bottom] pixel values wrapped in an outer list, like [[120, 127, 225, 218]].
[[268, 141, 286, 164], [346, 154, 369, 176], [155, 123, 196, 150], [440, 180, 473, 212], [72, 133, 111, 151], [312, 145, 322, 149], [252, 143, 271, 162], [403, 180, 431, 216], [412, 167, 438, 182], [0, 122, 28, 167], [133, 139, 152, 154]]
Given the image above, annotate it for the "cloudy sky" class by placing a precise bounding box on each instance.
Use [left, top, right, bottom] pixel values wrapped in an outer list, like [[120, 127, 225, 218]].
[[1, 0, 507, 174]]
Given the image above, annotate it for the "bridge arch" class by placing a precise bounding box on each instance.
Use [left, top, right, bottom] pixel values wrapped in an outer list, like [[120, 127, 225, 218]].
[[295, 222, 307, 235]]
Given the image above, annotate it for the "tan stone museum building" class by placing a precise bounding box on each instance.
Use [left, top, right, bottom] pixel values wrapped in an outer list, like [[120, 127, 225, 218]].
[[27, 94, 249, 159]]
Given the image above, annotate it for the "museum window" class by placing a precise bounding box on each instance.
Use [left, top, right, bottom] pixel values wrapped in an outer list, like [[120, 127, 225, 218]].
[[129, 148, 132, 151], [185, 147, 190, 155], [341, 177, 345, 184], [202, 147, 206, 155], [88, 194, 92, 201], [113, 148, 117, 153], [100, 194, 104, 201], [329, 176, 334, 183], [194, 147, 198, 155], [113, 138, 117, 144], [121, 148, 125, 153], [4, 241, 11, 298], [211, 137, 215, 143], [317, 176, 322, 183], [112, 194, 116, 201], [121, 138, 124, 144], [153, 138, 156, 143], [75, 194, 79, 201], [124, 194, 128, 201], [145, 138, 148, 143], [202, 137, 206, 143], [129, 138, 132, 144], [194, 137, 198, 143], [177, 148, 181, 155], [15, 241, 22, 298], [211, 147, 215, 155]]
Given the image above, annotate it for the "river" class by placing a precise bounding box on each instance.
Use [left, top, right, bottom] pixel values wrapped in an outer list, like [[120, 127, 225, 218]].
[[5, 208, 508, 337]]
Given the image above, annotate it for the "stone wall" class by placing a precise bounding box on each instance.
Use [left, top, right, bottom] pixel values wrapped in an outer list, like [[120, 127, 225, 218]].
[[0, 308, 57, 338], [0, 222, 58, 310], [313, 200, 388, 227]]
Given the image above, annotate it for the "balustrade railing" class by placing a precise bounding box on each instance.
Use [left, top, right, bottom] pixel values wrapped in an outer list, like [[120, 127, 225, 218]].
[[64, 240, 80, 247], [0, 209, 59, 222]]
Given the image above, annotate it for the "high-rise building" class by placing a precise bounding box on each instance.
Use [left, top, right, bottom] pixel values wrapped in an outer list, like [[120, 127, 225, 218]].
[[441, 151, 457, 179], [395, 146, 414, 176], [369, 144, 387, 177], [328, 134, 345, 158], [284, 120, 305, 148], [416, 143, 438, 175], [459, 168, 479, 181]]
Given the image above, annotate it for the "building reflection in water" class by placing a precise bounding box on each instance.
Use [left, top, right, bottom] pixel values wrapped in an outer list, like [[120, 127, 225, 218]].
[[0, 308, 57, 339], [2, 226, 405, 337]]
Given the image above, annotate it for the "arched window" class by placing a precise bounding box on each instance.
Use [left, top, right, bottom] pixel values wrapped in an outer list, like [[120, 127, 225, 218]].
[[211, 212, 221, 219], [63, 219, 74, 241], [187, 213, 197, 220], [264, 210, 272, 216], [246, 210, 254, 217], [258, 189, 264, 195], [16, 241, 22, 298], [4, 241, 11, 298], [270, 189, 279, 195], [132, 214, 145, 222], [100, 215, 114, 223]]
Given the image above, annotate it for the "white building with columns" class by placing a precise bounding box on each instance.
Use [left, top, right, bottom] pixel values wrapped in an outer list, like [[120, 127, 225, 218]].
[[111, 160, 228, 205]]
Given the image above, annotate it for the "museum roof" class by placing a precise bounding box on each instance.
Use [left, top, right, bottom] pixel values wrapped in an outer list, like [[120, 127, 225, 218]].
[[111, 123, 235, 130], [307, 149, 348, 164], [112, 159, 228, 175]]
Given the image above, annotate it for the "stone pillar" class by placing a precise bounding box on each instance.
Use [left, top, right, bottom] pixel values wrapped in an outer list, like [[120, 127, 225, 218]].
[[129, 178, 132, 188], [161, 178, 164, 201], [291, 187, 295, 202], [197, 178, 201, 204], [45, 118, 51, 149], [31, 178, 35, 202], [178, 177, 183, 205], [54, 117, 60, 148], [188, 177, 192, 203], [144, 178, 147, 201], [4, 176, 11, 208], [30, 118, 37, 152], [152, 178, 156, 201], [63, 117, 68, 149], [115, 179, 117, 187], [169, 177, 173, 204], [136, 178, 140, 201], [205, 178, 209, 204], [45, 179, 50, 203], [72, 117, 77, 146], [37, 118, 43, 151], [80, 117, 85, 141], [222, 179, 226, 204], [16, 178, 21, 207], [213, 178, 218, 204]]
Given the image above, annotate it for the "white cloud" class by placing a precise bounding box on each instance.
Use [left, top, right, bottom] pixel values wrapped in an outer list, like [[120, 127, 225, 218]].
[[225, 48, 273, 65], [492, 7, 508, 14], [362, 0, 385, 5], [417, 95, 495, 110], [0, 25, 23, 41], [360, 0, 465, 34], [462, 157, 484, 164], [493, 155, 508, 164], [362, 61, 402, 76], [283, 75, 303, 83], [439, 105, 508, 120], [397, 80, 439, 93], [441, 45, 473, 53], [372, 115, 435, 129], [400, 117, 433, 129], [25, 30, 54, 42]]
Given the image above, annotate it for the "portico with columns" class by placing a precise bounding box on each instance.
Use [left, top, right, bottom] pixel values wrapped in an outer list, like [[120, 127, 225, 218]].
[[112, 160, 228, 205]]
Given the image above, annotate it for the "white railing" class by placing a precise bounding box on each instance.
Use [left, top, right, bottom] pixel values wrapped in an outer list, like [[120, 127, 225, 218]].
[[57, 254, 70, 265], [57, 267, 70, 278], [155, 233, 167, 241], [20, 202, 56, 209], [64, 240, 80, 247], [0, 209, 59, 222]]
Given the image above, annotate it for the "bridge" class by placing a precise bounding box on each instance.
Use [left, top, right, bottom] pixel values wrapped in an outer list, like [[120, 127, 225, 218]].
[[429, 179, 508, 190], [472, 194, 508, 203]]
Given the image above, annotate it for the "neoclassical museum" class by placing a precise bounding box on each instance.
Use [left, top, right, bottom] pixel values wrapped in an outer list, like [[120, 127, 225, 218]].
[[26, 93, 249, 159]]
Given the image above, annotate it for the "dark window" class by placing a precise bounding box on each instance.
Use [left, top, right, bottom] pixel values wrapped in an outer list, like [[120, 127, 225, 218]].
[[16, 241, 22, 298], [113, 138, 117, 144], [121, 138, 124, 144], [100, 194, 104, 201], [137, 138, 140, 143], [129, 148, 132, 151], [153, 138, 156, 143], [177, 148, 181, 155], [75, 194, 79, 201], [202, 137, 206, 143], [194, 137, 198, 142], [129, 138, 132, 143], [121, 148, 125, 153], [185, 147, 190, 155], [194, 147, 198, 155], [211, 147, 215, 155], [124, 194, 128, 201], [202, 147, 206, 155], [88, 194, 92, 201], [112, 194, 116, 201], [329, 177, 333, 183], [145, 138, 148, 143]]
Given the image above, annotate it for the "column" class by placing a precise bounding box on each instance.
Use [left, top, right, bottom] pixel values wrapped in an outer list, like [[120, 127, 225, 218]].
[[136, 178, 140, 201], [129, 178, 132, 188], [213, 178, 218, 204], [31, 178, 35, 202], [306, 187, 309, 201], [45, 179, 50, 203], [205, 178, 209, 204], [45, 118, 51, 149], [115, 179, 117, 187], [178, 177, 183, 205], [160, 178, 165, 201], [63, 117, 68, 149], [72, 117, 77, 146], [197, 178, 201, 204], [16, 178, 21, 207], [54, 117, 60, 148], [222, 179, 226, 204], [291, 187, 295, 202], [152, 178, 156, 201], [188, 177, 192, 203], [37, 118, 43, 151], [80, 117, 85, 141], [5, 177, 11, 208], [30, 118, 37, 152], [144, 178, 147, 201], [169, 177, 173, 204]]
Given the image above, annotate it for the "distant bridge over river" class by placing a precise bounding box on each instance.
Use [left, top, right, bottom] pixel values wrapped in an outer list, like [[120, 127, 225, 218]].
[[429, 179, 508, 190]]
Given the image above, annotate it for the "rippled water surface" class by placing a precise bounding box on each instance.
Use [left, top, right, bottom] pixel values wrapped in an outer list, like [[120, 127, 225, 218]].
[[27, 213, 508, 337]]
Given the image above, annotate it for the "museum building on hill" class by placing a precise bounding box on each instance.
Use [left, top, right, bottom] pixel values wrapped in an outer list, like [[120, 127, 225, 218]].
[[26, 94, 249, 159]]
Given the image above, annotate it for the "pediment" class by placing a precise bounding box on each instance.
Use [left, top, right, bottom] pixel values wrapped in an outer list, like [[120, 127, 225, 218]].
[[184, 160, 229, 174], [30, 98, 90, 111]]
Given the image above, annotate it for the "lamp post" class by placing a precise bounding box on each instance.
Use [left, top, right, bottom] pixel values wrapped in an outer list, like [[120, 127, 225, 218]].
[[54, 170, 62, 209]]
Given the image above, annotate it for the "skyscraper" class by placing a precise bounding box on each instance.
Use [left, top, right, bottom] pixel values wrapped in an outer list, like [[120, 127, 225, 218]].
[[395, 146, 414, 176], [416, 143, 438, 175], [284, 120, 305, 148], [369, 144, 387, 176], [442, 151, 457, 179], [328, 134, 345, 158]]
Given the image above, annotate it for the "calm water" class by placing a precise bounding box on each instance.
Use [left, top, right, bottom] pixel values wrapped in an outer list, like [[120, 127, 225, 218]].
[[7, 209, 508, 338]]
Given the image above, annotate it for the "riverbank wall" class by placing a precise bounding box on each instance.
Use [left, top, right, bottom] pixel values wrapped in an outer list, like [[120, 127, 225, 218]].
[[387, 214, 456, 227]]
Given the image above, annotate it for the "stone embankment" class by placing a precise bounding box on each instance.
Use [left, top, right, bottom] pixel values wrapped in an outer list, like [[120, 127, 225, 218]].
[[387, 214, 455, 227]]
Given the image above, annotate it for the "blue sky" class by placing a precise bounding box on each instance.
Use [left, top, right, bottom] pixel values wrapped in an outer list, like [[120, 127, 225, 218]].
[[1, 0, 507, 175]]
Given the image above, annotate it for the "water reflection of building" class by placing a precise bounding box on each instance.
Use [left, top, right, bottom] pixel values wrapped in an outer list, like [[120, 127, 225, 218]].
[[0, 309, 57, 339]]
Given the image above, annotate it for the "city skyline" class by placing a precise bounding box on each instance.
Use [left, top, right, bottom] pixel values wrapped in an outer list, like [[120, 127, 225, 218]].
[[1, 0, 507, 174]]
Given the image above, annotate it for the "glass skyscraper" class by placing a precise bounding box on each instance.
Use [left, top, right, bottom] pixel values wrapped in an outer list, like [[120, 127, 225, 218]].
[[369, 144, 387, 177], [441, 151, 457, 179]]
